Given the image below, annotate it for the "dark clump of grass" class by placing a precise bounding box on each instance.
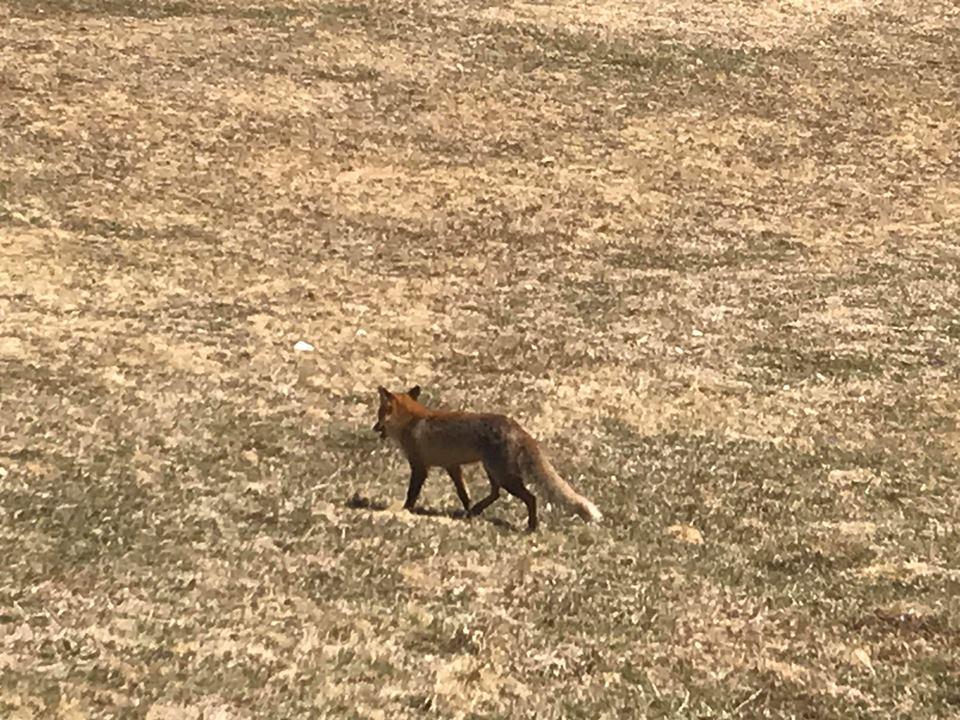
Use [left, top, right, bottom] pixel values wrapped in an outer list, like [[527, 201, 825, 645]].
[[747, 343, 889, 383], [463, 20, 765, 82], [6, 0, 198, 18], [4, 0, 323, 21]]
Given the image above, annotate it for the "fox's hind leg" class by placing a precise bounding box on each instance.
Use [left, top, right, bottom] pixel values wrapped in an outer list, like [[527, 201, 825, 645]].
[[468, 459, 504, 518], [503, 480, 538, 532], [446, 465, 471, 512], [467, 483, 500, 517]]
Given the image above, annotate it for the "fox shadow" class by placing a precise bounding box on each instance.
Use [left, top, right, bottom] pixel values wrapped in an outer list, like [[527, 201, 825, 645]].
[[345, 493, 517, 531]]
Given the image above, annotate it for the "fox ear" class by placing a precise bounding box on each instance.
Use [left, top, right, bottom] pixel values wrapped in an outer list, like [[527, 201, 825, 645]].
[[377, 386, 393, 402], [407, 385, 421, 400]]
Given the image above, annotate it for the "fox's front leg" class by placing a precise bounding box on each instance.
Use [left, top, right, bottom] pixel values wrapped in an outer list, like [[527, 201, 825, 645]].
[[404, 462, 428, 511], [447, 465, 471, 513]]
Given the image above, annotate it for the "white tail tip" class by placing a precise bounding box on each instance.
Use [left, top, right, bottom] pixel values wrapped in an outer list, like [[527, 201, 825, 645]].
[[582, 500, 603, 523]]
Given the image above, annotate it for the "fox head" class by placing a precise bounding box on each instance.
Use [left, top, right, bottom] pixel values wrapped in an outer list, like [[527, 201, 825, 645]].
[[373, 385, 422, 439]]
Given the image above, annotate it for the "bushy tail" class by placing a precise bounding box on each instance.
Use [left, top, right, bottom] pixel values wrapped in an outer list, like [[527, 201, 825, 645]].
[[524, 452, 602, 523]]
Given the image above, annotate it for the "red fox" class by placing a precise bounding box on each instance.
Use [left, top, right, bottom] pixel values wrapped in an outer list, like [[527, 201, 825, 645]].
[[373, 385, 602, 531]]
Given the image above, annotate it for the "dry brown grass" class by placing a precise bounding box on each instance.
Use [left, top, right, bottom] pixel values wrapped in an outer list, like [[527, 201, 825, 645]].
[[1, 0, 959, 717]]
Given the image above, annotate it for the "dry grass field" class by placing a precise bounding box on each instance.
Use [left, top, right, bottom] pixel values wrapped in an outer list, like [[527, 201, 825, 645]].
[[1, 0, 959, 717]]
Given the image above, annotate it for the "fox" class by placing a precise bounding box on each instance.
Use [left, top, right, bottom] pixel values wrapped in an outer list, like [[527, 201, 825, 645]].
[[372, 385, 601, 531]]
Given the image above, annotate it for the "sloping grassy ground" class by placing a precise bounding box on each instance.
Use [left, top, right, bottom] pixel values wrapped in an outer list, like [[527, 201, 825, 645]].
[[1, 0, 959, 717]]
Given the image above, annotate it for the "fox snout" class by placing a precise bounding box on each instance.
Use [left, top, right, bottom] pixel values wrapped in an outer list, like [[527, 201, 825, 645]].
[[373, 421, 385, 437]]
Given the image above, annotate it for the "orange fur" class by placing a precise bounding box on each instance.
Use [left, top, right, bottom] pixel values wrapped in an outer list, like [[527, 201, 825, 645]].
[[373, 385, 601, 531]]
